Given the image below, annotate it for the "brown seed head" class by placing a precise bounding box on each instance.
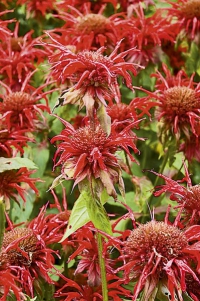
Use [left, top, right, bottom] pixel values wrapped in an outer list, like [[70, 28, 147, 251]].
[[180, 0, 200, 19], [125, 221, 188, 262], [163, 86, 198, 115], [76, 14, 110, 35], [2, 228, 40, 266]]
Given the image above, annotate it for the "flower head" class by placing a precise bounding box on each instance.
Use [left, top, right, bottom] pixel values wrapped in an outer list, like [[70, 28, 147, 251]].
[[0, 22, 49, 88], [107, 96, 156, 131], [166, 0, 200, 39], [50, 5, 123, 52], [0, 225, 56, 297], [122, 219, 200, 301], [119, 6, 176, 66], [51, 116, 141, 198], [153, 162, 200, 225], [0, 72, 51, 131], [47, 37, 139, 117], [150, 64, 200, 143], [0, 167, 39, 209]]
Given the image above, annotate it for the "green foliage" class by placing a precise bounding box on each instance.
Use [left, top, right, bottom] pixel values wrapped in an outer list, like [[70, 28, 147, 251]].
[[0, 157, 38, 173]]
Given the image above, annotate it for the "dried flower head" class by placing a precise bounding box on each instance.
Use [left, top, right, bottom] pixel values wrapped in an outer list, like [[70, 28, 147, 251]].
[[51, 116, 141, 198], [122, 219, 200, 301]]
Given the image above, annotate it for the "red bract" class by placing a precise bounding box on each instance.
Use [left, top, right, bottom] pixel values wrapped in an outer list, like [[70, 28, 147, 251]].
[[0, 269, 23, 301], [0, 167, 39, 209], [50, 5, 125, 52], [153, 162, 200, 225], [166, 0, 200, 39], [149, 64, 200, 142], [56, 0, 117, 13], [55, 275, 131, 301], [107, 96, 156, 131], [0, 22, 49, 88], [46, 37, 140, 115], [119, 6, 176, 66], [0, 11, 14, 40], [51, 116, 141, 198], [121, 219, 200, 301], [28, 200, 70, 246], [17, 0, 57, 18], [0, 72, 51, 131], [0, 118, 33, 157]]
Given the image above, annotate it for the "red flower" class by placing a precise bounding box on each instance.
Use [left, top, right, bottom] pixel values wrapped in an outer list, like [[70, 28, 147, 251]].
[[0, 11, 14, 41], [51, 116, 141, 198], [153, 162, 200, 225], [0, 22, 49, 88], [49, 5, 124, 52], [55, 0, 117, 14], [180, 132, 200, 162], [119, 5, 176, 66], [0, 72, 51, 131], [0, 118, 33, 157], [17, 0, 57, 18], [46, 37, 140, 116], [0, 167, 39, 209], [121, 218, 200, 301], [55, 275, 131, 301], [107, 96, 156, 131], [166, 0, 200, 39], [0, 269, 23, 301], [0, 211, 60, 297], [149, 64, 200, 143]]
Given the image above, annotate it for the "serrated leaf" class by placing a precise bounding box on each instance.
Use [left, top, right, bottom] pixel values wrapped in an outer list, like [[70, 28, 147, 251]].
[[60, 191, 90, 241], [0, 157, 38, 173], [85, 190, 112, 235]]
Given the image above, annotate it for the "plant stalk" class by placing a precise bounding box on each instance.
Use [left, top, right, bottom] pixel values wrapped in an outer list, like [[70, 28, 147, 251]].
[[97, 232, 108, 301]]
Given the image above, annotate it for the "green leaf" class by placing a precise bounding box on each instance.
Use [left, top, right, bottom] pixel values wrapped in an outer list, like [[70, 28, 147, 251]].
[[30, 147, 50, 178], [85, 190, 112, 235], [0, 157, 38, 173], [9, 192, 35, 224], [61, 186, 112, 241], [60, 191, 90, 241]]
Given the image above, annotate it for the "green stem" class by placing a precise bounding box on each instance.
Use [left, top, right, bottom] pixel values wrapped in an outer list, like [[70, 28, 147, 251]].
[[0, 198, 5, 252], [97, 232, 108, 301]]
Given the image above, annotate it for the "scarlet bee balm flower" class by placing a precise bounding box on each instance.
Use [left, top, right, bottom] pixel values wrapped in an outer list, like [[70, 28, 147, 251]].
[[122, 220, 200, 301], [51, 116, 141, 198], [47, 37, 140, 116]]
